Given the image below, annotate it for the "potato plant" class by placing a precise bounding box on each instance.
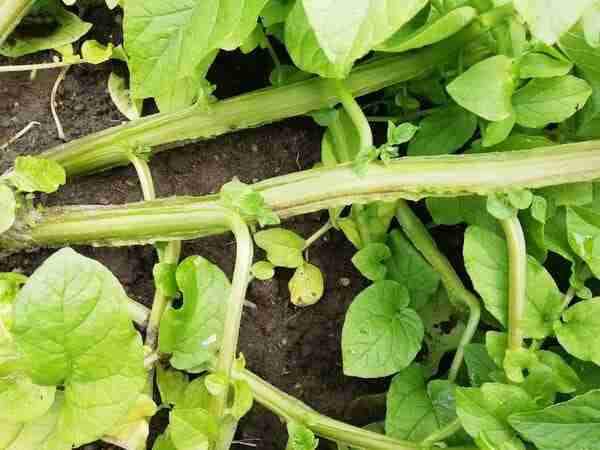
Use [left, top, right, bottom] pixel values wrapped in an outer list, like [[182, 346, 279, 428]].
[[1, 1, 600, 450]]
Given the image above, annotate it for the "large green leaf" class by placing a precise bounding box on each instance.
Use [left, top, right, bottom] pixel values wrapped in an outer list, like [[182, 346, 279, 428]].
[[376, 6, 477, 53], [407, 106, 477, 156], [509, 390, 600, 450], [518, 52, 573, 78], [447, 55, 515, 121], [11, 248, 145, 447], [456, 383, 537, 450], [463, 226, 563, 337], [385, 229, 440, 310], [385, 364, 457, 441], [341, 281, 424, 378], [159, 256, 230, 372], [124, 0, 267, 98], [513, 0, 595, 45], [554, 298, 600, 365], [512, 75, 592, 128], [284, 0, 428, 78], [0, 0, 91, 57]]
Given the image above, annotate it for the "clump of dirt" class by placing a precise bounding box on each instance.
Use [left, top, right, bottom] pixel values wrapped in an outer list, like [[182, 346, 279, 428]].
[[0, 7, 388, 449]]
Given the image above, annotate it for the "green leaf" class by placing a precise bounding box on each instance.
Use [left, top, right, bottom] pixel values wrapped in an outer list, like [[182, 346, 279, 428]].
[[0, 0, 92, 57], [555, 298, 600, 365], [351, 243, 392, 281], [102, 394, 157, 450], [426, 196, 497, 230], [487, 193, 517, 220], [456, 383, 536, 450], [472, 133, 555, 153], [204, 373, 228, 396], [463, 344, 500, 387], [342, 280, 424, 378], [159, 256, 230, 372], [539, 182, 594, 207], [407, 106, 477, 156], [229, 379, 253, 420], [155, 66, 217, 114], [289, 262, 324, 307], [447, 55, 515, 121], [509, 390, 600, 450], [518, 52, 573, 78], [385, 364, 457, 441], [513, 0, 595, 45], [219, 178, 280, 227], [520, 351, 581, 404], [464, 226, 563, 337], [154, 262, 178, 298], [286, 422, 318, 450], [11, 248, 146, 446], [0, 185, 16, 235], [261, 0, 295, 27], [376, 6, 477, 53], [284, 0, 428, 78], [481, 113, 516, 147], [250, 261, 275, 280], [81, 39, 113, 64], [153, 433, 177, 450], [157, 366, 189, 407], [124, 0, 267, 99], [169, 407, 220, 450], [417, 288, 466, 377], [337, 202, 397, 249], [254, 228, 306, 268], [566, 206, 600, 278], [486, 331, 508, 368], [583, 1, 600, 48], [9, 156, 66, 194], [387, 122, 419, 145], [107, 72, 143, 121], [512, 75, 592, 128], [385, 229, 440, 310]]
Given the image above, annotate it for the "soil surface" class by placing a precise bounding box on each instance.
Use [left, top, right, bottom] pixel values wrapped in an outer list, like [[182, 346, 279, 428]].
[[0, 6, 396, 450]]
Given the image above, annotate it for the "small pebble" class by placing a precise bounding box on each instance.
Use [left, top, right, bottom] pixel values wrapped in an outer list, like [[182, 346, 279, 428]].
[[339, 277, 351, 287]]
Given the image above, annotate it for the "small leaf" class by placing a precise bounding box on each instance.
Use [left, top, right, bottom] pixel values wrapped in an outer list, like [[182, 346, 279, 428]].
[[486, 331, 508, 368], [0, 185, 16, 234], [102, 394, 158, 450], [9, 156, 66, 194], [487, 193, 517, 220], [387, 122, 419, 145], [254, 228, 306, 268], [376, 6, 477, 53], [286, 421, 318, 450], [518, 52, 573, 78], [342, 280, 424, 378], [555, 298, 600, 365], [512, 75, 592, 128], [509, 390, 600, 450], [159, 256, 230, 372], [81, 39, 113, 64], [157, 366, 189, 407], [220, 178, 280, 227], [566, 206, 600, 278], [153, 262, 178, 298], [456, 383, 536, 450], [408, 106, 477, 156], [251, 261, 275, 280], [204, 373, 228, 396], [229, 379, 253, 420], [447, 55, 516, 121], [481, 113, 516, 147], [463, 344, 500, 387], [351, 243, 392, 281], [289, 263, 324, 307], [169, 407, 220, 450], [108, 72, 143, 121], [583, 1, 600, 48]]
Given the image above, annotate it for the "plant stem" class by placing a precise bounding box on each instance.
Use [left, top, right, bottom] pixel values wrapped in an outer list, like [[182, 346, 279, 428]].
[[395, 201, 480, 383], [5, 5, 514, 178], [4, 142, 600, 253], [330, 79, 373, 151], [421, 418, 462, 447], [562, 286, 576, 311], [500, 216, 527, 351], [0, 60, 81, 72], [0, 0, 33, 46], [304, 220, 333, 250], [232, 367, 476, 450]]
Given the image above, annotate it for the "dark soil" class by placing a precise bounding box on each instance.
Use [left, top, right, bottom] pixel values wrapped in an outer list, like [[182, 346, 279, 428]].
[[0, 7, 390, 450]]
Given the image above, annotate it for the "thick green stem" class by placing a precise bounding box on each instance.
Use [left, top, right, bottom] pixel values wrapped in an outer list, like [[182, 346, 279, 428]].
[[3, 6, 514, 178], [395, 201, 480, 383], [3, 142, 600, 253], [0, 0, 33, 46], [232, 368, 476, 450], [500, 216, 527, 351], [331, 79, 374, 151]]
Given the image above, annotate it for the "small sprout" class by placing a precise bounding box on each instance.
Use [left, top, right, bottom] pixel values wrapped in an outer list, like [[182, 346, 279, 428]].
[[251, 261, 275, 280], [254, 228, 306, 268], [220, 178, 280, 227]]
